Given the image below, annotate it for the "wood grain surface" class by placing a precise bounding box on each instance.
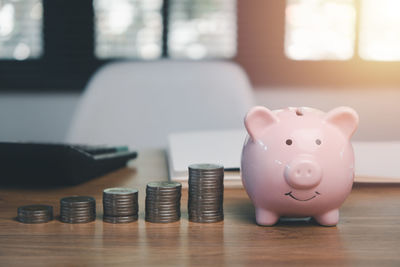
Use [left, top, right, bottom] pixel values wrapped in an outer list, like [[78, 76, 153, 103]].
[[0, 150, 399, 266]]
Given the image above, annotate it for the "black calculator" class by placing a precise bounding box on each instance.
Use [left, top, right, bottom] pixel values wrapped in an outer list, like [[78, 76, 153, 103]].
[[0, 142, 137, 185]]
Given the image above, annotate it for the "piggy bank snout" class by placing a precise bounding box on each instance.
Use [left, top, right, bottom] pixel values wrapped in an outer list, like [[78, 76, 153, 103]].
[[284, 157, 322, 189]]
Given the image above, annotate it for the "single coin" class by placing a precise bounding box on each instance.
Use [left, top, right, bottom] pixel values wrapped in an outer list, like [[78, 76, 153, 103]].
[[103, 215, 138, 223], [18, 218, 52, 224], [147, 181, 182, 189], [103, 188, 138, 195], [189, 163, 224, 170], [18, 205, 53, 214], [60, 196, 96, 205]]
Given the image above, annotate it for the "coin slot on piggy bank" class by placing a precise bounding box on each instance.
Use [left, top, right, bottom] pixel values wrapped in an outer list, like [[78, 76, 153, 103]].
[[241, 106, 359, 226]]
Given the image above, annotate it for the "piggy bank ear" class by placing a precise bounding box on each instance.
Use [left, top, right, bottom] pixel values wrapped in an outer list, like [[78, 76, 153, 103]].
[[244, 106, 279, 140], [324, 107, 359, 138]]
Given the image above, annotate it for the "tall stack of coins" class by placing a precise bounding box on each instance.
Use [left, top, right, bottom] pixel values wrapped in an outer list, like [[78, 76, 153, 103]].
[[103, 188, 138, 223], [145, 181, 182, 223], [60, 196, 96, 223], [17, 204, 53, 224], [188, 163, 224, 223]]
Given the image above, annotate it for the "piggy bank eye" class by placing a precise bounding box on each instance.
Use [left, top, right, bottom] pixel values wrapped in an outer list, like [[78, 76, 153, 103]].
[[285, 139, 293, 145], [315, 139, 322, 145]]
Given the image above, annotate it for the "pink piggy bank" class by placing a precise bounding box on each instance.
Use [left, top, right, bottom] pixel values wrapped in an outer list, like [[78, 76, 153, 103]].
[[241, 106, 359, 226]]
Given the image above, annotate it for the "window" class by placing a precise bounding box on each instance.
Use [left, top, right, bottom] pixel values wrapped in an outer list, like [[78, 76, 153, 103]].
[[93, 0, 236, 60], [359, 0, 400, 61], [168, 0, 236, 59], [285, 0, 355, 60], [0, 0, 237, 91], [94, 0, 163, 59], [0, 0, 43, 60], [285, 0, 400, 61]]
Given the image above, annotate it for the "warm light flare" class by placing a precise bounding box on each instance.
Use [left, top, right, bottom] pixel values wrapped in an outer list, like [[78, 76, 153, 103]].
[[285, 0, 356, 60], [359, 0, 400, 61]]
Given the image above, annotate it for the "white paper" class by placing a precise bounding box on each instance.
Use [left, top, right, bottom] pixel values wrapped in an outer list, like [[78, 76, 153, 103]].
[[168, 129, 400, 182]]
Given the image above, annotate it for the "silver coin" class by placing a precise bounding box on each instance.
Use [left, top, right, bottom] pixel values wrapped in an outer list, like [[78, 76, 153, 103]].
[[145, 217, 180, 221], [189, 214, 224, 219], [145, 206, 180, 211], [18, 218, 52, 224], [189, 188, 222, 192], [103, 206, 136, 210], [189, 218, 223, 223], [189, 180, 223, 184], [103, 203, 137, 208], [61, 196, 95, 204], [60, 221, 93, 224], [189, 163, 223, 170], [145, 215, 180, 220], [189, 180, 223, 185], [146, 210, 180, 215], [103, 193, 138, 199], [188, 200, 222, 204], [18, 205, 53, 215], [188, 185, 223, 190], [188, 199, 222, 203], [146, 186, 181, 190], [60, 213, 96, 218], [103, 199, 138, 205], [145, 209, 180, 214], [189, 192, 222, 196], [103, 206, 138, 210], [104, 211, 138, 215], [18, 217, 52, 222], [60, 215, 96, 220], [145, 200, 180, 205], [146, 214, 180, 219], [103, 188, 138, 195], [104, 212, 137, 216], [104, 207, 138, 212], [60, 213, 96, 217], [146, 193, 180, 198], [145, 200, 181, 205], [103, 197, 137, 202], [147, 181, 181, 188], [188, 205, 222, 210], [60, 207, 96, 212], [189, 211, 223, 216], [60, 219, 95, 224], [103, 215, 138, 223], [145, 194, 181, 198], [189, 172, 224, 180], [60, 207, 96, 211]]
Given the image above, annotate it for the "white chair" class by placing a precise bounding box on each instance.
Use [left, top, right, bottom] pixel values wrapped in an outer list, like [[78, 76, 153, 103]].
[[67, 60, 254, 149]]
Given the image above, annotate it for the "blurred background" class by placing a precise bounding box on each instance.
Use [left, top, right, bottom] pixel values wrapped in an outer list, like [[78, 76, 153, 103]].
[[0, 0, 399, 144]]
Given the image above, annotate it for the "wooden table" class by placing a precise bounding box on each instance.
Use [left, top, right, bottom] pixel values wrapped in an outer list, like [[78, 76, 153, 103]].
[[1, 150, 399, 266]]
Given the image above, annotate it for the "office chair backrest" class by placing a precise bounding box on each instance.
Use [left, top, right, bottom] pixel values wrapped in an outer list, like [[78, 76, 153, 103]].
[[67, 60, 254, 149]]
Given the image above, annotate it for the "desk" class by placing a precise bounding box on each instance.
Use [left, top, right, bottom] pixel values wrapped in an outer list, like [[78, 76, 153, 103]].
[[0, 150, 399, 266]]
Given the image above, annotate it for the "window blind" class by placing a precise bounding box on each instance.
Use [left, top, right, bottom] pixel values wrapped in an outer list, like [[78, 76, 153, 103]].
[[94, 0, 163, 59], [168, 0, 237, 59], [0, 0, 43, 60]]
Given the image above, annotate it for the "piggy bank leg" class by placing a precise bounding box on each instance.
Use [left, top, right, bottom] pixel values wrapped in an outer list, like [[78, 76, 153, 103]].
[[314, 209, 339, 226], [255, 208, 279, 226]]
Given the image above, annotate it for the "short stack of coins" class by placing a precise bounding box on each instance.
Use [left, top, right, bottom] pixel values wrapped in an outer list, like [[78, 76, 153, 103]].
[[145, 181, 182, 223], [103, 188, 138, 223], [17, 204, 53, 224], [60, 196, 96, 223], [188, 163, 224, 223]]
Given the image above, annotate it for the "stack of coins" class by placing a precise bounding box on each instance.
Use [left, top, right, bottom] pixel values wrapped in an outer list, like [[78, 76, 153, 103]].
[[60, 196, 96, 223], [188, 163, 224, 223], [103, 188, 138, 223], [145, 181, 182, 223], [17, 204, 53, 224]]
